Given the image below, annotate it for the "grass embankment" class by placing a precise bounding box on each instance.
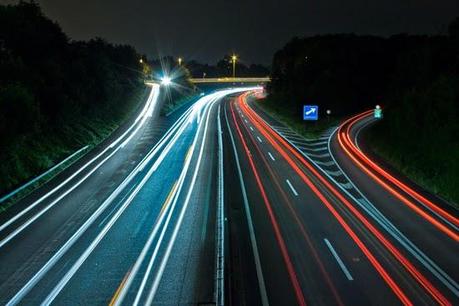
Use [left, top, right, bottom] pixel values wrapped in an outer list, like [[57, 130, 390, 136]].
[[161, 92, 200, 116], [366, 77, 459, 206], [255, 96, 340, 139], [0, 87, 147, 210]]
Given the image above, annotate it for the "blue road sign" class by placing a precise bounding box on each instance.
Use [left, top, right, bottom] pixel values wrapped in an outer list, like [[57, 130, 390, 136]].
[[303, 105, 319, 120]]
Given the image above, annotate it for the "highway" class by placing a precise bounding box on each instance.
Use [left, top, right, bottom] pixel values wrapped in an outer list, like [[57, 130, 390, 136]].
[[0, 86, 254, 305], [0, 85, 457, 305], [223, 91, 458, 305]]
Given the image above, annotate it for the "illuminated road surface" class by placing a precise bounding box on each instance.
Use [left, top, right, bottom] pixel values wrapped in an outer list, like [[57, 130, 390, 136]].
[[226, 92, 458, 305], [0, 86, 457, 305], [0, 87, 254, 305]]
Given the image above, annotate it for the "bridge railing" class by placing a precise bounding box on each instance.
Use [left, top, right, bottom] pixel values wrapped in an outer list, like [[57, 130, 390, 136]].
[[189, 77, 270, 83]]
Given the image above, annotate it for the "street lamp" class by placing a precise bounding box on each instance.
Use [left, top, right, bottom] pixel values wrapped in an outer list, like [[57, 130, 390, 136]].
[[231, 55, 237, 78], [178, 57, 183, 66], [139, 58, 143, 64], [161, 76, 172, 86]]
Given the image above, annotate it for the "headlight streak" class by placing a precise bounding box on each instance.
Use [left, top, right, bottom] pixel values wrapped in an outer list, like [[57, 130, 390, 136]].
[[0, 84, 160, 247], [115, 95, 218, 306], [6, 89, 195, 306], [39, 99, 207, 306], [113, 87, 256, 306], [33, 87, 254, 306]]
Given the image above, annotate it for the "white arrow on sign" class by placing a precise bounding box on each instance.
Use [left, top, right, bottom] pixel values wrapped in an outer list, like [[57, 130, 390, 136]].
[[305, 108, 316, 115]]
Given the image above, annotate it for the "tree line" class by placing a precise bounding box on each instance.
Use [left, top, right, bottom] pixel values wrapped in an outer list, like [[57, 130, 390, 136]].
[[267, 17, 459, 202], [0, 1, 149, 194]]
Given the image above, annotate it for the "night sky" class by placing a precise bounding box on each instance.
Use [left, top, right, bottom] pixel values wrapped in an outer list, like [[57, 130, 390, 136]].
[[3, 0, 459, 64]]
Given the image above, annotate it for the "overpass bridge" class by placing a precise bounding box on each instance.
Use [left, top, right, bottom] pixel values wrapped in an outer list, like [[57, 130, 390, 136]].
[[145, 77, 270, 87], [189, 77, 270, 83]]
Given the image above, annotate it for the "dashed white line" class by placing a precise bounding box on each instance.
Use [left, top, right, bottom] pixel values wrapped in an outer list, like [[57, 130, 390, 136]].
[[324, 238, 353, 281], [244, 119, 248, 123], [285, 179, 298, 196], [250, 126, 254, 131], [268, 152, 275, 161], [257, 136, 263, 143]]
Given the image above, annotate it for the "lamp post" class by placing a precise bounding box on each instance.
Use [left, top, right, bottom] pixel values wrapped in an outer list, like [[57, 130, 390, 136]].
[[231, 55, 237, 78]]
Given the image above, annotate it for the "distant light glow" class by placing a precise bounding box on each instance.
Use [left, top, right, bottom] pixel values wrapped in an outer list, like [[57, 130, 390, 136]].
[[161, 76, 172, 86]]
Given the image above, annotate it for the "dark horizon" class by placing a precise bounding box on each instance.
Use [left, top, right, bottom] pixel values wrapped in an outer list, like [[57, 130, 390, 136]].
[[2, 0, 458, 65]]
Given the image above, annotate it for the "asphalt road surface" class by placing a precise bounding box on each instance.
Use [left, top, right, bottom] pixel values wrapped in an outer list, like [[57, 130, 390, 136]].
[[0, 86, 457, 306]]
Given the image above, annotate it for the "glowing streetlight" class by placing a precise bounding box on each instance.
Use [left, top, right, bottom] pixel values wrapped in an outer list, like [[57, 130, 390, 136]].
[[231, 55, 237, 78], [178, 57, 183, 66], [139, 58, 143, 64], [161, 76, 172, 86]]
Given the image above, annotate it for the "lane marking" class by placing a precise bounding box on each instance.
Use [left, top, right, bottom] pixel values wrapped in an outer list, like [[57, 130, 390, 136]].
[[286, 179, 299, 197], [231, 100, 305, 306], [324, 238, 354, 281], [216, 103, 225, 305], [250, 126, 254, 131], [268, 152, 275, 161], [257, 136, 263, 143], [109, 268, 132, 306], [239, 97, 413, 304], [328, 126, 459, 297], [225, 102, 269, 306], [6, 104, 196, 305]]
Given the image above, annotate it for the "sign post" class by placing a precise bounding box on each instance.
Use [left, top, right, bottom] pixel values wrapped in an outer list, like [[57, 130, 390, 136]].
[[374, 105, 382, 119], [303, 105, 319, 121]]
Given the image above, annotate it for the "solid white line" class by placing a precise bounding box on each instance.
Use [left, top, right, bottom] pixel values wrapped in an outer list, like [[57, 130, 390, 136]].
[[123, 88, 255, 306], [354, 117, 458, 232], [216, 103, 225, 305], [6, 91, 194, 306], [268, 152, 275, 161], [252, 105, 459, 296], [257, 136, 263, 143], [225, 104, 269, 306], [285, 179, 299, 196], [0, 85, 160, 241], [324, 238, 353, 281], [144, 95, 224, 305], [329, 125, 459, 295], [43, 92, 223, 306]]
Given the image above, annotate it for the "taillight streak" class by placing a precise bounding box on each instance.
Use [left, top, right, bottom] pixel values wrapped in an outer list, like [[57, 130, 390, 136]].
[[338, 112, 459, 238], [230, 101, 307, 306], [233, 99, 344, 306], [239, 93, 451, 305]]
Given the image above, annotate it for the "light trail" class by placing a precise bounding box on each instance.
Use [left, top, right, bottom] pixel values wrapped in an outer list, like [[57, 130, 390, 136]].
[[0, 85, 160, 246], [230, 101, 307, 306], [238, 92, 435, 305], [338, 111, 459, 240], [233, 100, 344, 305], [242, 93, 454, 305]]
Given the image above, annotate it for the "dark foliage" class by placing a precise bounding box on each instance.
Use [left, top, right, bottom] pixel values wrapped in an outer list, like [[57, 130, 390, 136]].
[[0, 1, 147, 193], [268, 18, 459, 202], [268, 32, 458, 116], [185, 56, 269, 78]]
